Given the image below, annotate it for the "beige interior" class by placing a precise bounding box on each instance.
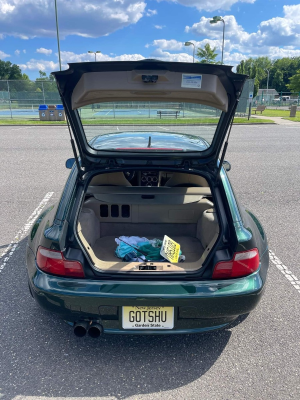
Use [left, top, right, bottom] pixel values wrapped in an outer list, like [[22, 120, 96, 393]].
[[77, 173, 219, 273], [71, 70, 229, 111], [165, 172, 208, 187], [90, 172, 132, 186]]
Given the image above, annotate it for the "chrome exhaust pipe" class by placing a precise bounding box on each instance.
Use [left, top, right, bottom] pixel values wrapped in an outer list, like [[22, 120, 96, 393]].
[[87, 323, 103, 338], [73, 321, 88, 337]]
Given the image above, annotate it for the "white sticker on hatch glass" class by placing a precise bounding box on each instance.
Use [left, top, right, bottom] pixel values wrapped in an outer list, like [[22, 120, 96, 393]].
[[181, 74, 202, 89]]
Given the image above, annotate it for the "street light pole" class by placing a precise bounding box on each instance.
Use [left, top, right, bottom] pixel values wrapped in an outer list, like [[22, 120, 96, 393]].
[[54, 0, 62, 71], [210, 16, 225, 65], [266, 69, 270, 92], [88, 51, 101, 62], [184, 42, 195, 63], [221, 19, 225, 65]]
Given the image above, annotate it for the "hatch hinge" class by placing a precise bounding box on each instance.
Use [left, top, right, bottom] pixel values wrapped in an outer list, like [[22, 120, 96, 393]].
[[65, 115, 83, 180], [57, 83, 84, 180], [69, 137, 83, 180], [106, 158, 118, 168], [183, 160, 190, 170]]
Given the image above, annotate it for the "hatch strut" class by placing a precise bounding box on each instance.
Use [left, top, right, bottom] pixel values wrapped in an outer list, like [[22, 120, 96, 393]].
[[66, 115, 83, 180], [218, 99, 239, 176], [56, 83, 84, 179]]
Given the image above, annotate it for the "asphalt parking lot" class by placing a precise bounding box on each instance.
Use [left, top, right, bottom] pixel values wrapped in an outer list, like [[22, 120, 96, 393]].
[[0, 124, 300, 400]]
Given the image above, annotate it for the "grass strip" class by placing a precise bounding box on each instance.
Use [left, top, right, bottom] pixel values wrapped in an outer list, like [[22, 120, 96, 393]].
[[251, 109, 292, 117], [282, 117, 300, 122]]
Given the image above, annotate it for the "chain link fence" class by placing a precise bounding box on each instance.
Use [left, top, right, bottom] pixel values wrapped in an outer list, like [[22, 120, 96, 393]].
[[0, 80, 60, 119], [235, 78, 254, 116], [0, 78, 263, 120], [253, 91, 300, 108]]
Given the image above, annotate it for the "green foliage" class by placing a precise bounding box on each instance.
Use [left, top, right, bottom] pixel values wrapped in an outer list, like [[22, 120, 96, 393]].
[[38, 70, 47, 79], [196, 43, 219, 64], [236, 60, 245, 74], [236, 56, 300, 93], [287, 69, 300, 92], [0, 60, 24, 80]]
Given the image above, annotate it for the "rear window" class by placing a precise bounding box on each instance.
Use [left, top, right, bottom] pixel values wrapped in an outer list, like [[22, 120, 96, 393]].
[[78, 101, 222, 153]]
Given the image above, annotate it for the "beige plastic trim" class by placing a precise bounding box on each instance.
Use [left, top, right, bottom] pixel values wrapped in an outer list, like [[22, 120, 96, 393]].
[[77, 227, 219, 273], [71, 70, 228, 111], [87, 186, 211, 195], [77, 206, 219, 273], [83, 197, 213, 224]]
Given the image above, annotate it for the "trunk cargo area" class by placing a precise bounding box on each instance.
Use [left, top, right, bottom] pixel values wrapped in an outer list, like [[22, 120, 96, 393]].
[[77, 184, 220, 273]]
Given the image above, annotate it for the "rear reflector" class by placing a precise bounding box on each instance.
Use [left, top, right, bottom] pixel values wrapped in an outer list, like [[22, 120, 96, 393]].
[[37, 246, 85, 278], [212, 248, 259, 279]]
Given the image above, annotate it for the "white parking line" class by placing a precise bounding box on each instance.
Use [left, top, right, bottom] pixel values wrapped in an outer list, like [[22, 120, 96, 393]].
[[269, 250, 300, 295], [0, 192, 54, 272], [158, 126, 170, 130]]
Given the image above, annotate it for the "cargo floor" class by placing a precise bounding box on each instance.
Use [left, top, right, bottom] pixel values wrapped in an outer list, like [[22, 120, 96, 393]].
[[92, 236, 205, 263]]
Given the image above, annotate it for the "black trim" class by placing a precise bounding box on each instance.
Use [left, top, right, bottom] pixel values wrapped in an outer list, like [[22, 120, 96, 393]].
[[52, 60, 248, 169]]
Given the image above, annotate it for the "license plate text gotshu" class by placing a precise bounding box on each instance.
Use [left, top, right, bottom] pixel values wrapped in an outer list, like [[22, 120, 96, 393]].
[[129, 310, 167, 323]]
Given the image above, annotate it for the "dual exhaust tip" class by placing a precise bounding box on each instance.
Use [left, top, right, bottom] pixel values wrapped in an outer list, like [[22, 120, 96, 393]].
[[74, 321, 103, 338]]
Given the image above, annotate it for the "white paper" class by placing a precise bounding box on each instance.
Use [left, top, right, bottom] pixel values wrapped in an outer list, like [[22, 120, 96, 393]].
[[181, 74, 202, 89]]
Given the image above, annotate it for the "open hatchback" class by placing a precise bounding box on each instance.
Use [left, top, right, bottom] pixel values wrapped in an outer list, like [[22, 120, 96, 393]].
[[26, 60, 269, 336]]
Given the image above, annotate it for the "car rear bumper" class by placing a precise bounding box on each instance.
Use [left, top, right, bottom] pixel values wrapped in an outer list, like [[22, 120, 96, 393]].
[[29, 265, 264, 334]]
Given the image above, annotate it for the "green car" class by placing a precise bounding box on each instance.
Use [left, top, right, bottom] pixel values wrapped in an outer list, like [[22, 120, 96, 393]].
[[26, 60, 269, 337]]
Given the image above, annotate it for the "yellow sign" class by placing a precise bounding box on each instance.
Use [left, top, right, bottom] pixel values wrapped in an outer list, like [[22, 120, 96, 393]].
[[160, 235, 180, 263]]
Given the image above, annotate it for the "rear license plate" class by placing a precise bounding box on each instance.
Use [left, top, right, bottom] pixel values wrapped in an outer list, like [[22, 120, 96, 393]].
[[122, 306, 174, 329]]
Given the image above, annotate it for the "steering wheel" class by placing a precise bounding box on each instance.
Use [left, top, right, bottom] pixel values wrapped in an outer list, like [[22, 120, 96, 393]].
[[123, 171, 135, 182]]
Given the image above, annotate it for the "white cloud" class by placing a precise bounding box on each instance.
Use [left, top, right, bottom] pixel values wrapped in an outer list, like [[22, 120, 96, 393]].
[[154, 25, 165, 29], [185, 8, 300, 60], [147, 37, 245, 65], [186, 15, 249, 42], [283, 4, 300, 21], [148, 39, 184, 51], [23, 49, 26, 53], [158, 0, 256, 12], [61, 51, 145, 64], [146, 9, 157, 16], [0, 1, 15, 14], [19, 51, 145, 72], [36, 48, 52, 56], [223, 51, 248, 67], [19, 59, 58, 72], [0, 50, 10, 59], [0, 0, 147, 38], [14, 49, 20, 56], [150, 48, 193, 63]]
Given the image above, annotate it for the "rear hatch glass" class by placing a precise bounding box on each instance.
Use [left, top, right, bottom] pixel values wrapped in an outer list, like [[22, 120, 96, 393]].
[[80, 101, 221, 152]]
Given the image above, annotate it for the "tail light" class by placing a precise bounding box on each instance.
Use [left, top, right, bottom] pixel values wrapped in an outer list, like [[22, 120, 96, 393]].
[[212, 248, 259, 279], [36, 246, 85, 278]]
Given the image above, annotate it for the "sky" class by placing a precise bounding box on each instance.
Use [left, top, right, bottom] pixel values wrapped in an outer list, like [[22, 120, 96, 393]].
[[1, 0, 300, 79]]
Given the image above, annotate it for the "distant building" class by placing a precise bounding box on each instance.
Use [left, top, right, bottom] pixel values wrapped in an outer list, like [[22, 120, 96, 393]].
[[255, 89, 279, 104], [257, 89, 278, 97]]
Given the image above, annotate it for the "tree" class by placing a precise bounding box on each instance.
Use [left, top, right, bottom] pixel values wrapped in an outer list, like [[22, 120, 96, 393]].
[[236, 56, 300, 93], [196, 43, 218, 64], [236, 60, 245, 74], [287, 70, 300, 92], [0, 60, 24, 80], [38, 70, 47, 79], [272, 70, 284, 92]]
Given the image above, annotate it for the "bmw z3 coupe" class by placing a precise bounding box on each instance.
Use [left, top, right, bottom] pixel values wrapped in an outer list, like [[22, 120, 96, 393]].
[[26, 60, 269, 337]]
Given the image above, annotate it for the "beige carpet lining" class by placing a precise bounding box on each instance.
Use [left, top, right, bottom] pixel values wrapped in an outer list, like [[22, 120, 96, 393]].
[[92, 235, 204, 263]]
